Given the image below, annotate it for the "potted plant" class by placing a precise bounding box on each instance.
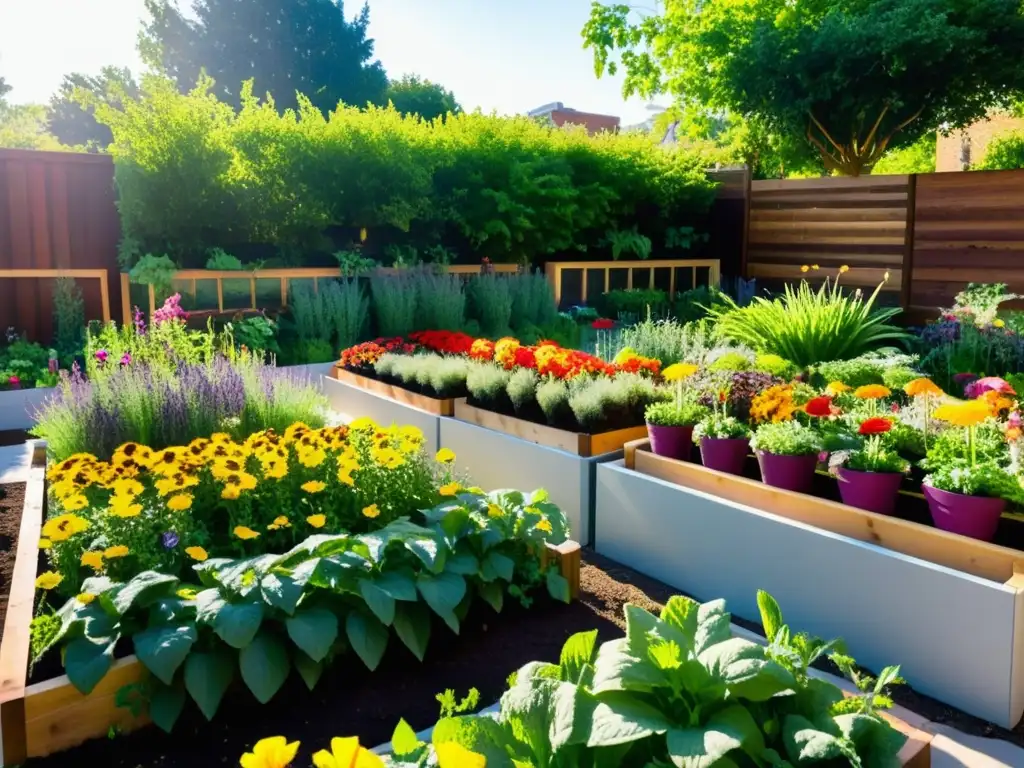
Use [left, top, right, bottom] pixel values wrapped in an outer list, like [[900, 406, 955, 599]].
[[693, 391, 751, 475], [829, 417, 909, 515], [645, 362, 705, 460], [750, 420, 823, 493], [922, 399, 1016, 541]]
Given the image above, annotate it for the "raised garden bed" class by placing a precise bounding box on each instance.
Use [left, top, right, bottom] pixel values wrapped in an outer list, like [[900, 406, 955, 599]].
[[594, 440, 1024, 728], [0, 388, 55, 431], [0, 445, 582, 763], [441, 402, 645, 547]]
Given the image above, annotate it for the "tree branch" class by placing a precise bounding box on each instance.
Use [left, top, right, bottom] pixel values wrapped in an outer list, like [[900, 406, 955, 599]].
[[807, 111, 845, 155], [806, 123, 844, 173], [860, 103, 890, 156]]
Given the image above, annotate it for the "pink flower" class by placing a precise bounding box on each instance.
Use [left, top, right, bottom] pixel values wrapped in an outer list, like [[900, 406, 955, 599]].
[[965, 376, 1016, 399], [120, 352, 132, 367], [7, 375, 20, 389], [95, 349, 109, 364]]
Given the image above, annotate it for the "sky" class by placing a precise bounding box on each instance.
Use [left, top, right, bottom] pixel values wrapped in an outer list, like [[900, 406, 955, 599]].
[[0, 0, 661, 125]]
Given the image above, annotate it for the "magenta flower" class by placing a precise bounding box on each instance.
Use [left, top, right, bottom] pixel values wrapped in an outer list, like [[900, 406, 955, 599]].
[[7, 375, 20, 389], [95, 349, 109, 364], [120, 352, 132, 367], [965, 376, 1017, 399]]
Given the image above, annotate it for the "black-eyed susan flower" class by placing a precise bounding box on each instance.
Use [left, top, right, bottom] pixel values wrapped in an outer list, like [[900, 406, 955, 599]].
[[439, 482, 460, 496], [35, 571, 63, 590], [267, 516, 290, 531], [301, 480, 326, 494], [435, 448, 456, 464], [62, 493, 89, 511], [42, 513, 89, 542], [311, 736, 383, 768], [167, 493, 193, 512], [108, 495, 143, 518], [38, 538, 52, 550]]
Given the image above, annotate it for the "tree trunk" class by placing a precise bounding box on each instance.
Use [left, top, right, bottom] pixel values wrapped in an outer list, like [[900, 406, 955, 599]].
[[806, 106, 923, 176]]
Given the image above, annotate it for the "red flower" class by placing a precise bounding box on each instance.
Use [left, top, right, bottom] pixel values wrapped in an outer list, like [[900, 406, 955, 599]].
[[858, 417, 892, 436], [592, 318, 615, 330], [513, 346, 537, 369], [804, 395, 833, 417]]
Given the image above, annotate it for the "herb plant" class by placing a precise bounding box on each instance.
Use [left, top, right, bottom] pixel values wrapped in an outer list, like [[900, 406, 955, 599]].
[[751, 420, 823, 457]]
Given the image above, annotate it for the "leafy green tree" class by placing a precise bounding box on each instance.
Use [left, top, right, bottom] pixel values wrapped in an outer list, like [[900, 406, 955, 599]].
[[584, 0, 1024, 176], [48, 66, 138, 150], [0, 102, 67, 150], [978, 131, 1024, 170], [140, 0, 388, 113], [0, 76, 10, 103], [385, 75, 461, 121], [872, 134, 937, 175]]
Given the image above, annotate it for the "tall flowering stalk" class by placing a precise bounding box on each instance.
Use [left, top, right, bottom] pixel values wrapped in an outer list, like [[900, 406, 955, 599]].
[[904, 377, 942, 451]]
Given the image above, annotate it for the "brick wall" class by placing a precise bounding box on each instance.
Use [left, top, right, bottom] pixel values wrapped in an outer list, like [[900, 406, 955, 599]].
[[936, 112, 1024, 172], [550, 109, 620, 135]]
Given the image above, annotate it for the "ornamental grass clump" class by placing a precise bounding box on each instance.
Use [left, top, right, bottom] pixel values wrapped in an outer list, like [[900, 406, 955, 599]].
[[507, 367, 540, 414], [710, 270, 909, 368], [413, 269, 466, 331], [536, 378, 571, 426], [371, 269, 418, 337], [467, 362, 512, 406], [467, 273, 514, 337]]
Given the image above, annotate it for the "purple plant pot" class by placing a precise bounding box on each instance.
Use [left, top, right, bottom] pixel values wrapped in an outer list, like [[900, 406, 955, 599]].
[[837, 468, 903, 515], [647, 423, 693, 461], [923, 484, 1005, 542], [699, 438, 750, 476], [756, 451, 818, 494]]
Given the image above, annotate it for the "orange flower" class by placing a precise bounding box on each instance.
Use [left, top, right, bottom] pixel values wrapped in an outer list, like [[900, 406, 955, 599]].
[[904, 378, 942, 398], [853, 384, 891, 400]]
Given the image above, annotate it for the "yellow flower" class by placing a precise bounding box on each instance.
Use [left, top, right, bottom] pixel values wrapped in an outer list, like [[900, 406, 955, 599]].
[[839, 265, 850, 274], [307, 514, 327, 529], [109, 497, 143, 518], [336, 468, 355, 487], [662, 362, 698, 382], [176, 588, 198, 600], [435, 742, 486, 768], [298, 448, 326, 468], [235, 526, 260, 540], [994, 318, 1006, 328], [349, 417, 376, 431], [35, 571, 63, 590], [222, 484, 242, 500], [301, 480, 326, 494], [435, 448, 456, 464], [240, 736, 301, 768], [76, 593, 96, 605], [362, 504, 380, 519], [853, 384, 891, 400], [38, 538, 52, 550], [168, 493, 193, 512], [81, 551, 105, 570], [904, 377, 943, 398], [536, 519, 553, 534], [111, 478, 144, 496], [267, 515, 291, 531], [800, 265, 809, 273], [104, 545, 129, 559], [825, 381, 851, 396], [312, 736, 383, 768], [934, 399, 991, 428], [185, 546, 208, 562], [62, 493, 89, 511], [371, 447, 405, 470], [487, 503, 502, 518], [262, 458, 288, 480], [811, 264, 819, 270], [884, 271, 891, 281], [439, 482, 461, 497], [42, 513, 90, 542]]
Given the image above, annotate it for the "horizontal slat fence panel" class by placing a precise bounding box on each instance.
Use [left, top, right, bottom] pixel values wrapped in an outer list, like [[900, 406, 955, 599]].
[[0, 150, 121, 342], [911, 170, 1024, 311], [747, 175, 910, 294]]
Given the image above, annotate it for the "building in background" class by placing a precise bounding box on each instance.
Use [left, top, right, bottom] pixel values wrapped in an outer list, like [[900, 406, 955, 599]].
[[936, 112, 1024, 171], [527, 102, 620, 135]]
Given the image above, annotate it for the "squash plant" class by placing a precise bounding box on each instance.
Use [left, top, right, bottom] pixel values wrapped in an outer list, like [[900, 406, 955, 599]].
[[385, 591, 905, 767], [36, 489, 570, 732]]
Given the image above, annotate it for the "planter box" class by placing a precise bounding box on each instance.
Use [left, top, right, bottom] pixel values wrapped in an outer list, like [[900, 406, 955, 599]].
[[0, 443, 148, 764], [323, 368, 451, 454], [454, 401, 647, 457], [0, 388, 55, 431], [439, 416, 638, 547], [594, 448, 1024, 729]]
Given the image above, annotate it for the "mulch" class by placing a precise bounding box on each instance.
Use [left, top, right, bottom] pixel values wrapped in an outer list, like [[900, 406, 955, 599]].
[[0, 482, 25, 645], [20, 551, 1024, 766]]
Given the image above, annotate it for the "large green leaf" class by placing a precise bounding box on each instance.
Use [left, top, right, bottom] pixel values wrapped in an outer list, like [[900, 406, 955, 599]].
[[417, 571, 466, 618], [393, 601, 431, 661], [481, 551, 515, 583], [592, 638, 666, 694], [346, 611, 389, 670], [213, 600, 264, 649], [756, 590, 785, 642], [214, 555, 279, 596], [546, 570, 570, 604], [148, 596, 198, 626], [783, 714, 845, 764], [286, 608, 338, 663], [239, 630, 291, 703], [406, 536, 445, 573], [698, 637, 795, 702], [310, 553, 370, 591], [106, 571, 179, 616], [184, 648, 235, 721], [694, 599, 732, 656], [446, 550, 479, 576], [293, 649, 323, 691], [64, 636, 117, 695], [661, 596, 699, 650], [261, 572, 304, 615], [359, 579, 397, 625], [666, 705, 764, 768], [150, 681, 186, 733], [133, 623, 197, 685], [373, 569, 418, 601], [559, 630, 598, 684], [586, 690, 671, 747], [477, 581, 504, 613]]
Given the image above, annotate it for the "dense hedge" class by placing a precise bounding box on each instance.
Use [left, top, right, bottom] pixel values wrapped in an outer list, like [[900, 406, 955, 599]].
[[95, 77, 717, 268]]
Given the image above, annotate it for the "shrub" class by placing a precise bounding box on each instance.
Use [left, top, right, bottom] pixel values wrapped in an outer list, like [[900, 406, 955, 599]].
[[753, 353, 797, 379], [708, 351, 753, 372], [595, 288, 669, 321], [287, 282, 332, 361], [978, 130, 1024, 170], [321, 278, 368, 351], [617, 316, 740, 367], [466, 273, 513, 337], [204, 247, 243, 270], [371, 270, 418, 338], [815, 351, 920, 389], [509, 271, 558, 330], [672, 284, 732, 323], [413, 269, 465, 331], [710, 274, 909, 367]]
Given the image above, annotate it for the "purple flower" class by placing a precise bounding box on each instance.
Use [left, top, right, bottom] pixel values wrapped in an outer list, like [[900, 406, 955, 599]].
[[95, 349, 109, 365], [120, 352, 132, 367], [132, 306, 147, 336], [48, 357, 58, 374], [162, 531, 180, 549], [153, 294, 188, 326]]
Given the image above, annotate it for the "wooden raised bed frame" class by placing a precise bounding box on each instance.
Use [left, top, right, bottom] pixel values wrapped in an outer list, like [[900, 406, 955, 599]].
[[455, 400, 648, 457], [624, 439, 1024, 584], [332, 366, 459, 416], [0, 443, 582, 761]]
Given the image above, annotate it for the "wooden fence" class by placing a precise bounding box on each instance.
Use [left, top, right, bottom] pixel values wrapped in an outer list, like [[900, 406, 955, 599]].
[[545, 259, 721, 309], [0, 150, 120, 342]]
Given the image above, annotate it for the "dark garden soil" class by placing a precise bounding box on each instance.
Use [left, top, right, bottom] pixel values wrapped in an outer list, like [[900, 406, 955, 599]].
[[21, 551, 1024, 767], [0, 482, 25, 645]]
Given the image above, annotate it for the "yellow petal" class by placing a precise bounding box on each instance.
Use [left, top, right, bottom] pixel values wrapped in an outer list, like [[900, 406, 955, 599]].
[[436, 742, 486, 768]]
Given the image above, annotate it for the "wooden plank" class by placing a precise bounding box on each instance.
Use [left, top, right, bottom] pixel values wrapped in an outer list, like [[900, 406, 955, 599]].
[[333, 367, 456, 416], [543, 540, 582, 600], [747, 264, 901, 288], [47, 164, 71, 268], [751, 193, 908, 206], [751, 207, 907, 223], [631, 444, 1024, 583], [752, 175, 909, 192], [915, 267, 1024, 283], [453, 401, 643, 457], [747, 251, 904, 267], [24, 656, 149, 758], [752, 220, 907, 232], [749, 233, 906, 247]]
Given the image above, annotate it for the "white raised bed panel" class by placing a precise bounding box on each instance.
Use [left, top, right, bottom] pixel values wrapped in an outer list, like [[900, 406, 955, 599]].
[[0, 388, 56, 431], [594, 460, 1024, 729], [439, 417, 620, 546], [278, 362, 335, 390], [323, 376, 440, 454]]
